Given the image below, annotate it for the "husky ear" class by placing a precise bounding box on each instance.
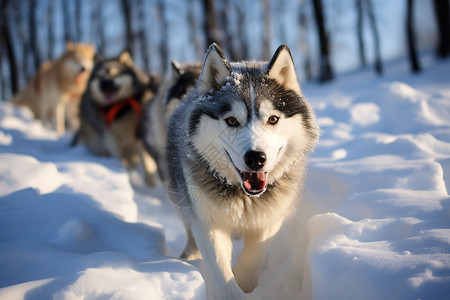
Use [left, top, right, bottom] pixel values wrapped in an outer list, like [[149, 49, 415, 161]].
[[267, 45, 301, 94], [197, 43, 231, 94], [171, 60, 182, 78], [119, 50, 133, 66]]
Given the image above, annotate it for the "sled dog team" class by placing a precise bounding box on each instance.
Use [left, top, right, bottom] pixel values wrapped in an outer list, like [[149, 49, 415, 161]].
[[11, 42, 319, 299]]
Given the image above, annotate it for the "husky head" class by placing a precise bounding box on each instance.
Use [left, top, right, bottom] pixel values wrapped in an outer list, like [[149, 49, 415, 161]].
[[188, 44, 319, 197], [165, 61, 202, 116], [59, 42, 96, 90], [89, 50, 148, 106]]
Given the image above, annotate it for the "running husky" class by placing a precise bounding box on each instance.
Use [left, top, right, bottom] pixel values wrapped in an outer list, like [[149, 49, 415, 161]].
[[143, 61, 202, 183], [78, 50, 161, 186], [11, 42, 95, 134], [167, 44, 319, 299]]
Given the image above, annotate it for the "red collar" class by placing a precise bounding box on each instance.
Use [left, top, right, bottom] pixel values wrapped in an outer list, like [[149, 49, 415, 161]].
[[101, 98, 142, 126]]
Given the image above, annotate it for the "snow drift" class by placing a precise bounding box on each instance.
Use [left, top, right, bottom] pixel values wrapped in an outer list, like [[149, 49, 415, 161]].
[[0, 55, 449, 299]]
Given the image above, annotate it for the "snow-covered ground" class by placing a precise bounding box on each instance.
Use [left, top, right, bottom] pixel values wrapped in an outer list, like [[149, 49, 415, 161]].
[[1, 54, 449, 299]]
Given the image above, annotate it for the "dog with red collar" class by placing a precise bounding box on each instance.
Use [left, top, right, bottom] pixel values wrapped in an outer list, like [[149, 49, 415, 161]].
[[77, 50, 161, 186]]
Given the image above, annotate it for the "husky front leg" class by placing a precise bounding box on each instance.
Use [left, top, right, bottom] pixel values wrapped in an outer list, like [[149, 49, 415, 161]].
[[233, 220, 284, 293], [138, 142, 158, 187], [55, 99, 67, 135], [191, 220, 246, 300]]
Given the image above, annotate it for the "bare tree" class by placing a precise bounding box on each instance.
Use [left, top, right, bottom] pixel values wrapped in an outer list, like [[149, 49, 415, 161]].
[[187, 0, 204, 59], [93, 0, 105, 56], [63, 0, 72, 42], [312, 0, 334, 82], [219, 0, 238, 60], [202, 0, 223, 47], [355, 0, 366, 67], [157, 0, 169, 74], [236, 1, 249, 59], [298, 2, 313, 80], [138, 0, 150, 72], [12, 2, 30, 82], [47, 0, 55, 59], [1, 0, 18, 95], [121, 0, 134, 55], [433, 0, 450, 57], [262, 0, 271, 60], [407, 0, 421, 72], [29, 0, 42, 72], [366, 0, 383, 74], [75, 0, 81, 42]]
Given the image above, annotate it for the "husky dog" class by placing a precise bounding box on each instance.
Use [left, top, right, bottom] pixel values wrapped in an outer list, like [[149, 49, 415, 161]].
[[78, 50, 161, 186], [11, 42, 95, 134], [142, 61, 202, 183], [167, 44, 319, 299]]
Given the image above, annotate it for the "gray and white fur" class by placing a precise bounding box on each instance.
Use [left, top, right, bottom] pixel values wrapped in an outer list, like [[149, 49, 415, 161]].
[[78, 50, 161, 186], [167, 43, 319, 299], [142, 61, 202, 183]]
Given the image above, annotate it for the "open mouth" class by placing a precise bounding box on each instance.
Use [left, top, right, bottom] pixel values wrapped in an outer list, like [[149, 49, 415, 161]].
[[103, 90, 116, 103], [225, 151, 268, 196], [241, 171, 267, 196]]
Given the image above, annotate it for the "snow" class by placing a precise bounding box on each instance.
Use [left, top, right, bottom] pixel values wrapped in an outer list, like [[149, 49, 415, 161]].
[[1, 54, 450, 299]]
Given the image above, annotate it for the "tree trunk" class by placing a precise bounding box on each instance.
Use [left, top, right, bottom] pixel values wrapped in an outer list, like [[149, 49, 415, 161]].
[[187, 0, 203, 59], [93, 0, 105, 56], [157, 0, 169, 74], [433, 0, 450, 57], [29, 0, 41, 73], [202, 0, 222, 48], [63, 0, 71, 42], [262, 0, 271, 60], [407, 0, 421, 72], [1, 0, 18, 95], [355, 0, 366, 67], [298, 3, 313, 80], [47, 0, 55, 60], [75, 0, 81, 42], [138, 0, 150, 72], [121, 0, 134, 55], [236, 2, 249, 59], [366, 0, 383, 75], [312, 0, 334, 82], [220, 0, 239, 61]]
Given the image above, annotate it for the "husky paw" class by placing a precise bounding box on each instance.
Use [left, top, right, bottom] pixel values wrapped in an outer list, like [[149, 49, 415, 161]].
[[180, 248, 202, 260], [233, 265, 259, 293], [144, 173, 157, 187]]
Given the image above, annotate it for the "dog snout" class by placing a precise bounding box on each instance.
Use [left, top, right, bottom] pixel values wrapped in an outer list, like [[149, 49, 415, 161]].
[[244, 150, 266, 171], [99, 78, 118, 93]]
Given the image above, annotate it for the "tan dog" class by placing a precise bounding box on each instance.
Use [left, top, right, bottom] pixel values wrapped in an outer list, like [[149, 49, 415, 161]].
[[11, 42, 95, 134], [78, 50, 161, 186]]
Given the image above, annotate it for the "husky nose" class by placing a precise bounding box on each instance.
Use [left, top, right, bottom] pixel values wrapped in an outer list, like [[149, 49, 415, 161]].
[[244, 150, 266, 170]]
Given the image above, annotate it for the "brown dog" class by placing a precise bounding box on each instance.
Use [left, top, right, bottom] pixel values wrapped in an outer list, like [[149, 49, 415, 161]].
[[11, 42, 95, 134]]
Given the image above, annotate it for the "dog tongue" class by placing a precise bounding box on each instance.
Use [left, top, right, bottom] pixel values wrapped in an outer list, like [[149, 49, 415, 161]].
[[243, 172, 267, 193], [104, 91, 115, 103]]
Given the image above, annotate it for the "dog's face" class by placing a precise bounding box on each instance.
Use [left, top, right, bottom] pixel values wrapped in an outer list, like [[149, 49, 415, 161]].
[[63, 42, 96, 85], [189, 44, 319, 196], [89, 51, 140, 106]]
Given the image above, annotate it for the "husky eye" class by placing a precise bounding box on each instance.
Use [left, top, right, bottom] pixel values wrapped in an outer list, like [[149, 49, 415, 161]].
[[224, 117, 240, 127], [268, 115, 279, 125]]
